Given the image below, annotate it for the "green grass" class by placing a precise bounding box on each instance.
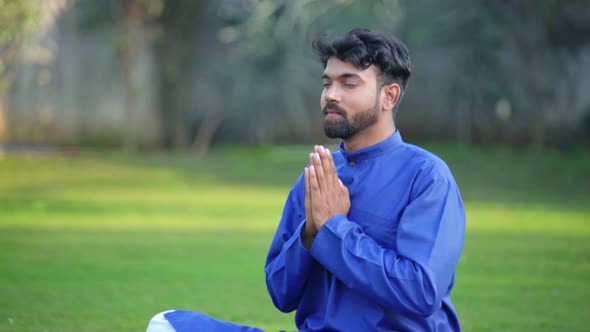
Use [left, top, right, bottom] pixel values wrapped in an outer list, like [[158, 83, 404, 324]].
[[0, 145, 589, 331]]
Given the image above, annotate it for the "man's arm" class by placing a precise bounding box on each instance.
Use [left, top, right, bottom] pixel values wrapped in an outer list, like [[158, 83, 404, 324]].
[[308, 149, 465, 317], [264, 174, 316, 313]]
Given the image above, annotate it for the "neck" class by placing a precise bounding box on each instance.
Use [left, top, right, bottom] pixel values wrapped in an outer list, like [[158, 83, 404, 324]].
[[343, 120, 396, 152]]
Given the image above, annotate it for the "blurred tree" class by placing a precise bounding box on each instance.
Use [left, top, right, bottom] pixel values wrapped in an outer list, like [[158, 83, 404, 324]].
[[120, 0, 146, 151], [0, 0, 39, 153], [152, 0, 205, 150], [204, 0, 403, 147], [501, 0, 590, 147], [5, 0, 589, 149], [121, 0, 164, 150], [401, 0, 590, 146], [75, 0, 164, 150], [402, 1, 527, 145], [120, 0, 152, 151]]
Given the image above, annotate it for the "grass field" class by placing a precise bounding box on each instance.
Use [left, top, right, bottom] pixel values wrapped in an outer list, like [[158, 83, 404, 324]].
[[1, 145, 589, 331]]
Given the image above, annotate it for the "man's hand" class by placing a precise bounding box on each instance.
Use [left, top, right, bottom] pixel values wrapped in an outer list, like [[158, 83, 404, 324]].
[[301, 153, 318, 249], [308, 145, 350, 230]]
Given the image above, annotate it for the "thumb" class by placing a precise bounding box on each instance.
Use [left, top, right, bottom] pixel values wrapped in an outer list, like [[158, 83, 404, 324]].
[[339, 179, 349, 194]]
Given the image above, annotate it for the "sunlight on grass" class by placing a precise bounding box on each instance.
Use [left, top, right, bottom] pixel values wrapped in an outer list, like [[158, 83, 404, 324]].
[[1, 148, 589, 331], [466, 202, 590, 236]]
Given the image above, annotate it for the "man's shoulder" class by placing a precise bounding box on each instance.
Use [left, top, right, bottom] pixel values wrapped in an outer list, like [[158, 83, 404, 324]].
[[399, 143, 453, 179]]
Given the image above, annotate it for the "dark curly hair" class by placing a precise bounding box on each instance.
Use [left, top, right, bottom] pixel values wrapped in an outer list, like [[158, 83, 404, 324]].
[[313, 28, 411, 111]]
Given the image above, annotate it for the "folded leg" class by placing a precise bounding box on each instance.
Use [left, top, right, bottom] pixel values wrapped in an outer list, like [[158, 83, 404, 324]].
[[146, 310, 265, 332]]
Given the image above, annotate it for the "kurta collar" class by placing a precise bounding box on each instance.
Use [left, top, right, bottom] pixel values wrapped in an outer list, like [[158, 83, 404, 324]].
[[339, 130, 403, 162]]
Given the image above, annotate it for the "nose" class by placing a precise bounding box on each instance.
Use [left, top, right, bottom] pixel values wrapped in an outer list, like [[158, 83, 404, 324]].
[[323, 84, 341, 103]]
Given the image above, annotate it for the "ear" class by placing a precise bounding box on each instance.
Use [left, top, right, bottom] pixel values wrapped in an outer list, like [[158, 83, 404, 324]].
[[381, 83, 401, 112]]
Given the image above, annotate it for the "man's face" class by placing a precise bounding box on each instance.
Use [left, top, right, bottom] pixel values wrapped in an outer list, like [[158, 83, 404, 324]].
[[321, 57, 381, 139]]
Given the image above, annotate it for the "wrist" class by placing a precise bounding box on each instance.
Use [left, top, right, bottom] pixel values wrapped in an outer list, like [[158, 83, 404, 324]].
[[301, 223, 317, 249]]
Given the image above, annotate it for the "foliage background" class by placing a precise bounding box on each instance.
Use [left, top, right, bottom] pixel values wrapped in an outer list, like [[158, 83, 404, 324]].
[[2, 0, 590, 150]]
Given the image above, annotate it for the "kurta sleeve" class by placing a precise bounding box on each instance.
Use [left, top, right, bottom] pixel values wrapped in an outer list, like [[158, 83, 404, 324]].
[[264, 175, 316, 313], [309, 163, 465, 317]]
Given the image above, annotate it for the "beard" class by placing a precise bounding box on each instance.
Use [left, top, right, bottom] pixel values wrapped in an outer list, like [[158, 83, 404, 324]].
[[323, 101, 380, 139]]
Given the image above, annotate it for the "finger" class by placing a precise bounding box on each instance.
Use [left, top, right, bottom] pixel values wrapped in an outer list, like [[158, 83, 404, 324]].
[[313, 152, 328, 193], [309, 150, 323, 190], [305, 167, 313, 221], [309, 165, 326, 225], [309, 165, 320, 194], [304, 167, 310, 204], [325, 147, 340, 187], [320, 147, 335, 189]]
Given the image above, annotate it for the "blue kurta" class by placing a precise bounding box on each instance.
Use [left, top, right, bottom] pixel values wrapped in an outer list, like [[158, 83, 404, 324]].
[[265, 131, 466, 331]]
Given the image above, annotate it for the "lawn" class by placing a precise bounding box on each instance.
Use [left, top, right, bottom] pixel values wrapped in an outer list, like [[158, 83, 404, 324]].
[[0, 145, 589, 331]]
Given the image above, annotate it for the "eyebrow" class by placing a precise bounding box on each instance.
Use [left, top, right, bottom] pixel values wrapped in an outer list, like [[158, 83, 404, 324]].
[[321, 73, 363, 80]]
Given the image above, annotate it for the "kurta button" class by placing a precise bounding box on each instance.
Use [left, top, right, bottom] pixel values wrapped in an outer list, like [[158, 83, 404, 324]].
[[349, 161, 355, 167]]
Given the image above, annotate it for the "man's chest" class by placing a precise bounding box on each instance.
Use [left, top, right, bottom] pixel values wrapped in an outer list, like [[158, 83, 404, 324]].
[[340, 165, 416, 249]]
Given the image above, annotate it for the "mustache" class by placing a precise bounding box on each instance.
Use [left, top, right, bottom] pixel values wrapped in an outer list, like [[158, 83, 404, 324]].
[[323, 102, 347, 116]]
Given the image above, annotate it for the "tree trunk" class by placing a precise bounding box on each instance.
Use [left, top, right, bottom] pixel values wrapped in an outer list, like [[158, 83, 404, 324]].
[[0, 101, 5, 158], [0, 69, 17, 159], [120, 0, 146, 151], [0, 90, 5, 136], [191, 110, 223, 155], [455, 98, 472, 146], [0, 44, 19, 158]]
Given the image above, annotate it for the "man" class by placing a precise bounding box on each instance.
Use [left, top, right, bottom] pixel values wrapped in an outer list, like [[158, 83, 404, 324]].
[[147, 28, 465, 332]]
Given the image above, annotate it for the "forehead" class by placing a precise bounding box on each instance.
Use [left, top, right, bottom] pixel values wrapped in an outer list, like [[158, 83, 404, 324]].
[[323, 57, 378, 80]]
